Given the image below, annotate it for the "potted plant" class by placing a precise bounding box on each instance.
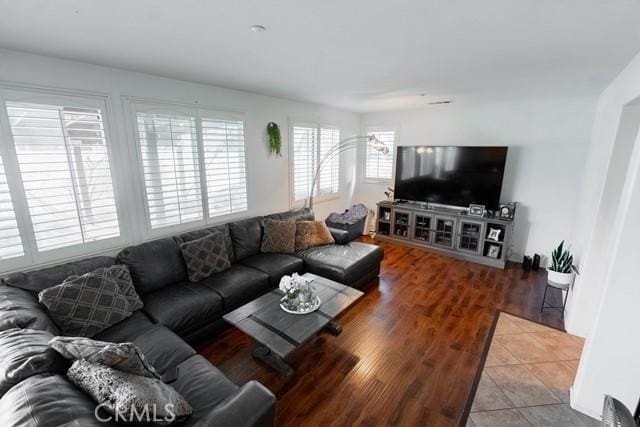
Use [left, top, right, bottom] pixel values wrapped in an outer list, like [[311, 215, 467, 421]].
[[547, 240, 575, 285]]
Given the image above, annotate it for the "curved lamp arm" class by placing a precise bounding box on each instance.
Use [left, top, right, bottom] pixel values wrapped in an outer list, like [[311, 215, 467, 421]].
[[306, 135, 389, 210]]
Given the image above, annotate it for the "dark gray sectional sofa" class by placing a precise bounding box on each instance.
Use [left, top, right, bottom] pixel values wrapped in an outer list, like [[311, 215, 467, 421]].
[[0, 208, 383, 426]]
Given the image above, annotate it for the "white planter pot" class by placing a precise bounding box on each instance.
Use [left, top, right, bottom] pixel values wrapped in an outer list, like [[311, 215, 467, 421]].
[[547, 269, 575, 286]]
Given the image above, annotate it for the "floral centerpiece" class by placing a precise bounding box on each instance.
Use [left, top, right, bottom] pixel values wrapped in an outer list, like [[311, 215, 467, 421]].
[[279, 273, 320, 313]]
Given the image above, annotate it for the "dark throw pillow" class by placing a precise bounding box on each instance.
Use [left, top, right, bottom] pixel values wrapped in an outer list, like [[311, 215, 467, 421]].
[[64, 265, 143, 312], [0, 328, 66, 396], [295, 220, 336, 251], [49, 336, 160, 379], [67, 359, 192, 425], [261, 219, 296, 254], [180, 231, 231, 282], [38, 268, 140, 338]]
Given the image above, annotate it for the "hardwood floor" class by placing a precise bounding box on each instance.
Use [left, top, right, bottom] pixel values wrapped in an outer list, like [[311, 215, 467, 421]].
[[198, 237, 565, 426]]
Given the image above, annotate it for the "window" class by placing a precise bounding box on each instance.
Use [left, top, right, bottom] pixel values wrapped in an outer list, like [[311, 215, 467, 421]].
[[319, 127, 340, 196], [136, 112, 202, 229], [0, 156, 23, 260], [2, 100, 121, 258], [133, 104, 248, 231], [365, 129, 395, 180], [291, 123, 340, 202]]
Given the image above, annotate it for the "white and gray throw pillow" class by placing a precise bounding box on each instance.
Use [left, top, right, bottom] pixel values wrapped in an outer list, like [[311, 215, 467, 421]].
[[49, 336, 160, 379], [180, 231, 231, 282], [68, 359, 191, 425], [38, 267, 142, 337]]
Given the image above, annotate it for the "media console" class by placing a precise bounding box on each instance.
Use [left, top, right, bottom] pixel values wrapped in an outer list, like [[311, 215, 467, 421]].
[[375, 200, 514, 269]]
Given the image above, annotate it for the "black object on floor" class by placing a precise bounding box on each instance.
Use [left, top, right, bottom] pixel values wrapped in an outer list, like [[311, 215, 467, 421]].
[[522, 256, 532, 271], [532, 254, 541, 271]]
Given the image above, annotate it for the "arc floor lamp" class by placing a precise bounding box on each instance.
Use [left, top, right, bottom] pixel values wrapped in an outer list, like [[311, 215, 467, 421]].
[[305, 135, 389, 210]]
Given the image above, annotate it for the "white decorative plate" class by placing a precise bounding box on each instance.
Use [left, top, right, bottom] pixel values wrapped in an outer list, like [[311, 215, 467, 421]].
[[279, 295, 321, 314]]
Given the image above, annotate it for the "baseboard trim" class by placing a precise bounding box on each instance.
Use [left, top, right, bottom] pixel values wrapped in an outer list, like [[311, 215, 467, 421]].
[[569, 397, 602, 421]]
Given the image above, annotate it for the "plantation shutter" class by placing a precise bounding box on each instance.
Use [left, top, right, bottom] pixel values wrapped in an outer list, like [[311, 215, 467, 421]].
[[319, 127, 340, 195], [136, 112, 203, 229], [292, 126, 317, 201], [0, 156, 23, 259], [366, 130, 395, 180], [202, 118, 248, 217], [6, 102, 120, 251]]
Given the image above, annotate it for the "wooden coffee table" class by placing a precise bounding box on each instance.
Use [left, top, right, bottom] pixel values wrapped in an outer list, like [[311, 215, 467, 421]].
[[223, 273, 363, 376]]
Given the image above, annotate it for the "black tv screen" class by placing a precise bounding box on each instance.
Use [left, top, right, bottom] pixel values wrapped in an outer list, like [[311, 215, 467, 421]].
[[394, 146, 508, 210]]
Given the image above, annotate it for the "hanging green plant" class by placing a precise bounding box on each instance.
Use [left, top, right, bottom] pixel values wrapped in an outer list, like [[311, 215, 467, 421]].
[[266, 122, 282, 156]]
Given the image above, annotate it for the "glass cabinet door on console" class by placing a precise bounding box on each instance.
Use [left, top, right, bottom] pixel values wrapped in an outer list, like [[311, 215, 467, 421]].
[[433, 217, 456, 248], [392, 210, 411, 239], [412, 214, 433, 243], [457, 220, 484, 254]]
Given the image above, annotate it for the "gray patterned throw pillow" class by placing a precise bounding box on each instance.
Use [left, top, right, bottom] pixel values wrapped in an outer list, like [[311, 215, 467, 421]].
[[49, 336, 161, 379], [180, 231, 231, 282], [64, 265, 143, 312], [38, 269, 139, 337], [261, 219, 296, 254], [68, 359, 192, 425]]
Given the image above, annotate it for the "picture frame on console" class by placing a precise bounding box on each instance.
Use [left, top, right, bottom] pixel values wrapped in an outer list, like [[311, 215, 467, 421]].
[[486, 244, 501, 259], [468, 204, 486, 217]]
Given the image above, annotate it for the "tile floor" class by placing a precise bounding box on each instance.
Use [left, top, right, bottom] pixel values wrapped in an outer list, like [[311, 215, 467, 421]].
[[466, 312, 600, 426]]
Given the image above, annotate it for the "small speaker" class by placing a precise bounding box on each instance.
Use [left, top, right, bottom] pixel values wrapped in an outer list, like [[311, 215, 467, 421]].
[[532, 254, 541, 271], [522, 256, 532, 272]]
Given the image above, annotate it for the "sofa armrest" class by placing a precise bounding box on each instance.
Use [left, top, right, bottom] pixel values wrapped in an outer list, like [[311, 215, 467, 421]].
[[196, 380, 276, 427], [0, 285, 59, 334], [327, 227, 350, 245]]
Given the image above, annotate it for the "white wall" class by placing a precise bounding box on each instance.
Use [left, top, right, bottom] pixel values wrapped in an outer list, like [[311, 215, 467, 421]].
[[0, 48, 359, 272], [355, 96, 597, 260], [566, 50, 640, 338], [569, 51, 640, 417]]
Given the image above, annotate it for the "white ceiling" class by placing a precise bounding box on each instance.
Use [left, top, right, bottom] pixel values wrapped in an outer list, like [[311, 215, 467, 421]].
[[1, 0, 639, 112]]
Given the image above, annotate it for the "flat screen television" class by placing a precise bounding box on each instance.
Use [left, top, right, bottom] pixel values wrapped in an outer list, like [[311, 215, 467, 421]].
[[393, 146, 508, 210]]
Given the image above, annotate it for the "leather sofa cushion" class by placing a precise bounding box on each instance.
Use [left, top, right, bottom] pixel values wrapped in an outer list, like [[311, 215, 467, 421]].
[[2, 256, 116, 293], [263, 207, 314, 222], [174, 224, 235, 263], [199, 265, 270, 310], [142, 282, 224, 335], [228, 216, 263, 261], [0, 285, 59, 334], [240, 253, 304, 286], [0, 329, 65, 397], [0, 373, 115, 426], [117, 237, 187, 294], [94, 311, 195, 376], [171, 355, 238, 423], [297, 242, 384, 285], [327, 227, 351, 245]]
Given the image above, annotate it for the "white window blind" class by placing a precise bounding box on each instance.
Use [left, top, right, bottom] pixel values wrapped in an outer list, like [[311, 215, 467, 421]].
[[319, 128, 340, 196], [292, 126, 317, 201], [202, 118, 248, 217], [136, 112, 203, 229], [0, 156, 23, 260], [366, 130, 395, 180], [6, 102, 120, 251], [292, 124, 340, 202], [135, 107, 248, 231]]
